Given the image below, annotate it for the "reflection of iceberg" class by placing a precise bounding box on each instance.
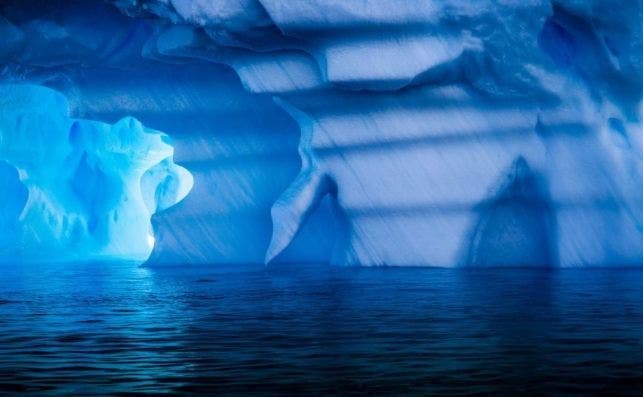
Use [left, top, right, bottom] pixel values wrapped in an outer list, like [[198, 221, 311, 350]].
[[1, 0, 643, 266], [0, 85, 192, 263]]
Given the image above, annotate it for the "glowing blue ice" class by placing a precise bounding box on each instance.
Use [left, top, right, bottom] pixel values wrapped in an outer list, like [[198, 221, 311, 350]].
[[0, 85, 192, 263]]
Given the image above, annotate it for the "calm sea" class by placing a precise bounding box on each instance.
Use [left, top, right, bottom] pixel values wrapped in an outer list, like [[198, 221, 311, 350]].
[[2, 263, 643, 395]]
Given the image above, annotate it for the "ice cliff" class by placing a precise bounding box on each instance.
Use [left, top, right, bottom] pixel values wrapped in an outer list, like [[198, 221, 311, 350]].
[[1, 0, 642, 266]]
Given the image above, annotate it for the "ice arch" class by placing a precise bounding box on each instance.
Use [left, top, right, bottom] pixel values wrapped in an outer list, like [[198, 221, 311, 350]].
[[0, 84, 193, 264]]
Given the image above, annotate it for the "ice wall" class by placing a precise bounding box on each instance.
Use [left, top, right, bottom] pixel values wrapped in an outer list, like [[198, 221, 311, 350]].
[[1, 0, 642, 266]]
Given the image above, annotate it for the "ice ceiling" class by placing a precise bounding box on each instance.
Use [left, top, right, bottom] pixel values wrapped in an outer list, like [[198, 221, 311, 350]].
[[1, 0, 642, 266]]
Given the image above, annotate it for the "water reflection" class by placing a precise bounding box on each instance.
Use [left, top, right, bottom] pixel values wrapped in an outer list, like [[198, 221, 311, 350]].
[[2, 263, 643, 394]]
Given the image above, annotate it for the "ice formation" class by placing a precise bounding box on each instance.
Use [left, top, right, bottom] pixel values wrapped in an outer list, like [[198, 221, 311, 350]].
[[1, 0, 642, 266], [0, 84, 192, 263]]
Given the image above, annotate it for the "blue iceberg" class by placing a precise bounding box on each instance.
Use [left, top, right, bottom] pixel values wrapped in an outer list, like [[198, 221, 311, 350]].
[[0, 84, 192, 263], [1, 0, 642, 266]]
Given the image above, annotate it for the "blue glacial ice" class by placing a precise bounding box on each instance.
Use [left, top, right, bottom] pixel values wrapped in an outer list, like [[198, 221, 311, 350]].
[[0, 0, 642, 267], [0, 84, 192, 263]]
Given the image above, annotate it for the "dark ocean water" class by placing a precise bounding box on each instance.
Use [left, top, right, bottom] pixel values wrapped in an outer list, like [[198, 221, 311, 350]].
[[2, 263, 643, 395]]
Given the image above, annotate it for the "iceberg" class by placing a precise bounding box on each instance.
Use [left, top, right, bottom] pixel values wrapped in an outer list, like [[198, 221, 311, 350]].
[[0, 84, 192, 263], [1, 0, 642, 266]]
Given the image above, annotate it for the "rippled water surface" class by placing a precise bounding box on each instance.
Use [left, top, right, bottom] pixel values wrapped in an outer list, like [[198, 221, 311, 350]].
[[2, 263, 643, 395]]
